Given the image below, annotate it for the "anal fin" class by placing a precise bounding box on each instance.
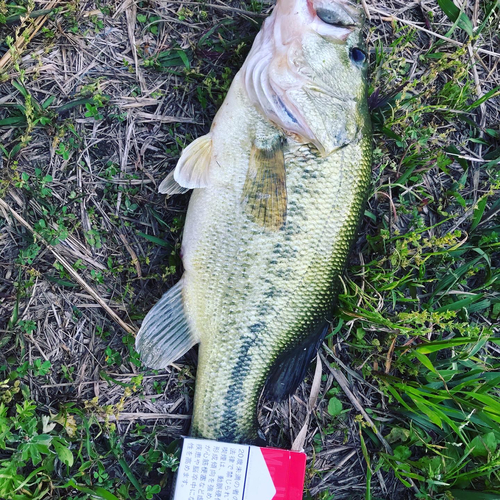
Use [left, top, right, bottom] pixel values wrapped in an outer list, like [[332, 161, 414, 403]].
[[263, 322, 329, 402], [135, 278, 199, 369], [241, 136, 287, 231]]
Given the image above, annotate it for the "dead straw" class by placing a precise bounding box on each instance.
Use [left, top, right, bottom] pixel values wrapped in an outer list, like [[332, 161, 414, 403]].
[[0, 0, 63, 72], [0, 196, 137, 335]]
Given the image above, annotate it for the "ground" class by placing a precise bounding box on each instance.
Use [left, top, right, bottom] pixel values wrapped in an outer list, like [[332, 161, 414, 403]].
[[0, 0, 499, 499]]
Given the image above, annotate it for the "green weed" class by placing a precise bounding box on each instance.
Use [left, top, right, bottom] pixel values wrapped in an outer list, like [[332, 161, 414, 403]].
[[329, 8, 500, 496], [0, 365, 179, 500]]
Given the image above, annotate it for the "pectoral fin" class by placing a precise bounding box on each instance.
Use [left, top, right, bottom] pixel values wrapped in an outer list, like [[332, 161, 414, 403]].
[[158, 134, 213, 194], [241, 137, 287, 231], [135, 278, 200, 369], [159, 170, 191, 195], [174, 133, 213, 189]]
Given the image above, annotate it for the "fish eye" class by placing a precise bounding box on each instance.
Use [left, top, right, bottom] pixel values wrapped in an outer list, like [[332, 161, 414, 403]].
[[316, 6, 354, 26], [350, 47, 366, 64], [316, 7, 339, 24]]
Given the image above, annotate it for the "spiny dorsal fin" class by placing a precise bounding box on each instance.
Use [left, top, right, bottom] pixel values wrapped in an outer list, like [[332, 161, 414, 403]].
[[241, 137, 287, 231], [174, 133, 213, 189], [159, 170, 191, 195], [135, 278, 200, 369]]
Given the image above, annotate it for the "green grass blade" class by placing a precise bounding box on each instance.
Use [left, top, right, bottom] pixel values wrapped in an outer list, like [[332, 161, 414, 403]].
[[413, 351, 438, 376], [449, 490, 500, 500], [57, 97, 107, 113], [433, 294, 484, 313], [136, 231, 172, 248], [176, 50, 191, 70], [117, 458, 147, 500], [465, 393, 500, 415], [99, 370, 134, 388], [359, 426, 372, 500], [415, 338, 480, 354], [470, 196, 489, 232], [465, 86, 500, 111], [41, 95, 56, 109], [64, 481, 121, 500], [436, 0, 474, 35], [0, 116, 27, 126], [11, 79, 28, 98]]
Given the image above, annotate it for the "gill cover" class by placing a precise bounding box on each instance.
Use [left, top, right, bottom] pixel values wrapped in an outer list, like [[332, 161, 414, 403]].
[[240, 0, 365, 156]]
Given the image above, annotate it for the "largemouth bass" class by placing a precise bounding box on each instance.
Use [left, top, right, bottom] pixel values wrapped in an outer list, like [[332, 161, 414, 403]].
[[136, 0, 372, 444]]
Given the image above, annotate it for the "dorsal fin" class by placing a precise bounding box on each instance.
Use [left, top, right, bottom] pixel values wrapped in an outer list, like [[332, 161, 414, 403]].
[[135, 278, 200, 369], [173, 133, 213, 189], [241, 136, 287, 231]]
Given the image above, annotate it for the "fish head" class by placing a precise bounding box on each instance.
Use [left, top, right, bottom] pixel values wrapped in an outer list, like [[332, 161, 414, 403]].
[[241, 0, 369, 156], [303, 0, 367, 87]]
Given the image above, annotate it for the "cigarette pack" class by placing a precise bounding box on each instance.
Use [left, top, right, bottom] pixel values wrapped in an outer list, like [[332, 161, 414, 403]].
[[173, 437, 306, 500]]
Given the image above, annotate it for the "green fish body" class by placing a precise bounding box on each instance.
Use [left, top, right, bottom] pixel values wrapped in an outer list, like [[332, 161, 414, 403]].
[[136, 0, 372, 444]]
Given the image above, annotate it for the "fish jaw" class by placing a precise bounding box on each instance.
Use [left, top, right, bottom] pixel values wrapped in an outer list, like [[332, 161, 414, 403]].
[[241, 0, 367, 155]]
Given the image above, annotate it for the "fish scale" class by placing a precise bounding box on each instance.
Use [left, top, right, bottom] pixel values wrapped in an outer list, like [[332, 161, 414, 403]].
[[136, 0, 372, 445]]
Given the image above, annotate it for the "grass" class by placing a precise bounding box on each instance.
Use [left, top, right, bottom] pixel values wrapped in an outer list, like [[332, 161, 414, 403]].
[[0, 0, 499, 499]]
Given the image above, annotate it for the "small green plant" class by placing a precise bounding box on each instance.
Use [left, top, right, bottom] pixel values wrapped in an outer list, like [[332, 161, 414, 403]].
[[145, 484, 161, 499], [55, 142, 71, 160], [105, 346, 122, 366], [84, 102, 104, 120], [85, 228, 103, 249], [31, 359, 51, 377], [61, 365, 75, 382], [137, 12, 161, 34], [90, 14, 104, 32], [0, 81, 55, 155]]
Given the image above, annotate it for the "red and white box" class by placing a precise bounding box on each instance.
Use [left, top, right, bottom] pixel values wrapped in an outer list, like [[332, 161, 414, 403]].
[[173, 437, 307, 500]]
